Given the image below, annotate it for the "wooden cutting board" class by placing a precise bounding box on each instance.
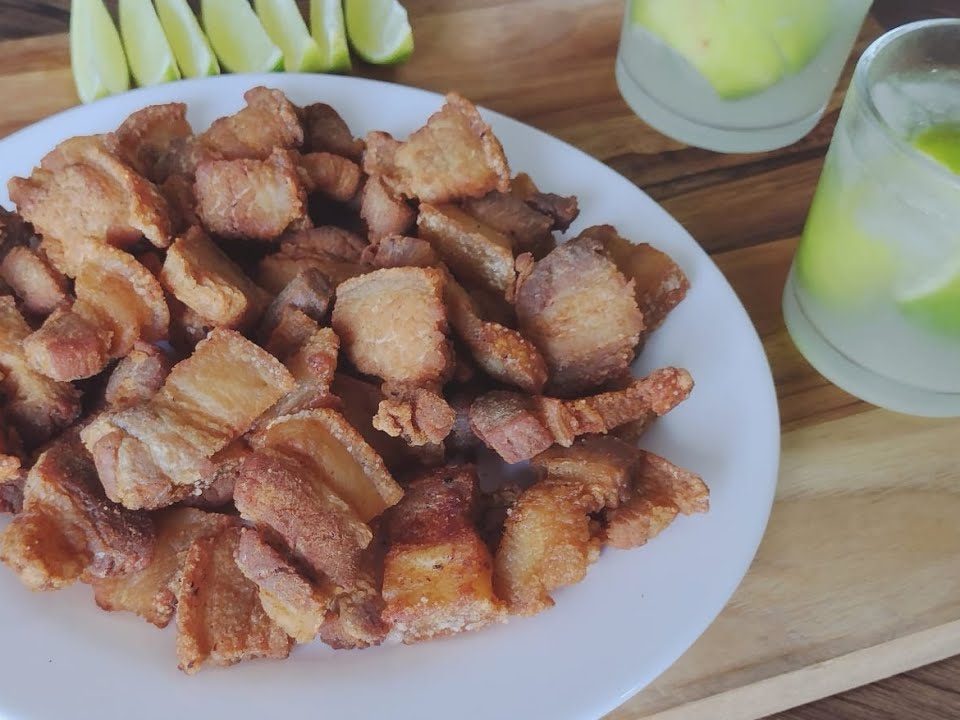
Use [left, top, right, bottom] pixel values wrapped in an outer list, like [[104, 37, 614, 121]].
[[2, 5, 960, 718]]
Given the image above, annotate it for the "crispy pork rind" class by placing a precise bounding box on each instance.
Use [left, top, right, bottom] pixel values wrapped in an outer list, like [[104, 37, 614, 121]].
[[417, 203, 518, 298], [235, 526, 333, 644], [257, 226, 369, 293], [0, 245, 70, 317], [361, 235, 438, 269], [175, 525, 292, 674], [250, 408, 402, 523], [91, 507, 233, 627], [81, 329, 294, 509], [444, 273, 547, 393], [297, 152, 361, 202], [233, 452, 373, 588], [199, 86, 303, 161], [8, 136, 173, 276], [603, 451, 708, 549], [531, 436, 638, 509], [0, 296, 81, 447], [283, 326, 340, 384], [469, 368, 693, 464], [332, 266, 453, 385], [159, 173, 200, 232], [359, 176, 416, 242], [182, 441, 252, 510], [107, 102, 193, 182], [461, 188, 555, 259], [104, 341, 172, 408], [363, 93, 509, 203], [493, 476, 601, 615], [581, 225, 690, 334], [0, 434, 155, 591], [373, 383, 456, 447], [22, 309, 111, 382], [301, 102, 364, 160], [382, 465, 506, 643], [195, 148, 309, 241], [511, 173, 580, 233], [515, 232, 644, 395], [160, 227, 270, 329], [258, 268, 333, 341]]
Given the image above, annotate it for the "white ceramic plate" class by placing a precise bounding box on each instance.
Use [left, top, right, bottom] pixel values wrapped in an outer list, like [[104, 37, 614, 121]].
[[0, 74, 779, 720]]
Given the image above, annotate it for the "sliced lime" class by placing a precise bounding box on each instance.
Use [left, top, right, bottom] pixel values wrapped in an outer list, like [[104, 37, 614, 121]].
[[201, 0, 283, 73], [912, 124, 960, 175], [310, 0, 352, 72], [344, 0, 413, 65], [70, 0, 130, 104], [254, 0, 326, 72], [118, 0, 181, 87], [155, 0, 220, 78]]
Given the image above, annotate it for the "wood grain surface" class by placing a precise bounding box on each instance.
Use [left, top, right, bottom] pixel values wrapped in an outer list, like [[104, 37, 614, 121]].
[[1, 2, 959, 720]]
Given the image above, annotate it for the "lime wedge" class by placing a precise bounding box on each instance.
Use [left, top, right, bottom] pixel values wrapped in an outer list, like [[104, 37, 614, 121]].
[[201, 0, 283, 72], [897, 261, 960, 336], [310, 0, 352, 72], [155, 0, 220, 77], [912, 124, 960, 175], [344, 0, 413, 65], [254, 0, 326, 72], [70, 0, 130, 104], [118, 0, 181, 86]]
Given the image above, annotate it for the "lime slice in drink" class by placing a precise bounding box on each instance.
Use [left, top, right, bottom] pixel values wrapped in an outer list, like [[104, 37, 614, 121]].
[[894, 125, 960, 334], [344, 0, 414, 65], [70, 0, 130, 104], [155, 0, 220, 77], [310, 0, 352, 72], [254, 0, 326, 72], [118, 0, 181, 86], [201, 0, 283, 73]]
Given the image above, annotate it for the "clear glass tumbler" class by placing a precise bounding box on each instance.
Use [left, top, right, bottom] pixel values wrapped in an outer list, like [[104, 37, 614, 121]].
[[616, 0, 873, 152], [783, 19, 960, 417]]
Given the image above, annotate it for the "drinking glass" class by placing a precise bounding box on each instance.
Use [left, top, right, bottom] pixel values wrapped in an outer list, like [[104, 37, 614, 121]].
[[783, 19, 960, 417], [616, 0, 873, 152]]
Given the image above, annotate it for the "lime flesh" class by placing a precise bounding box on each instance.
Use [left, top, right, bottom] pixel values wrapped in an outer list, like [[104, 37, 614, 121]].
[[70, 0, 130, 103], [344, 0, 414, 65], [201, 0, 283, 73], [310, 0, 352, 72], [155, 0, 220, 77], [119, 0, 181, 86], [255, 0, 326, 72]]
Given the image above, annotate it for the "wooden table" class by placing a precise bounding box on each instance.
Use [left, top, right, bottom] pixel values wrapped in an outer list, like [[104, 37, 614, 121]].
[[3, 2, 960, 719]]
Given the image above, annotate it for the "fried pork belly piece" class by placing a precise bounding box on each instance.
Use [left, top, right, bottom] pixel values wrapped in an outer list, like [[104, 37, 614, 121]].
[[261, 307, 321, 360], [361, 235, 438, 269], [0, 246, 70, 316], [332, 267, 453, 385], [23, 244, 169, 381], [8, 136, 172, 276], [531, 436, 639, 509], [258, 268, 333, 340], [235, 527, 333, 644], [444, 274, 547, 393], [0, 435, 154, 591], [446, 390, 482, 456], [417, 203, 518, 298], [582, 225, 689, 333], [320, 581, 389, 649], [160, 227, 270, 329], [199, 86, 303, 162], [515, 233, 643, 395], [462, 189, 555, 259], [283, 225, 367, 261], [603, 451, 708, 549], [297, 152, 361, 202], [469, 368, 693, 463], [176, 526, 292, 674], [364, 93, 509, 203], [234, 452, 372, 588], [0, 296, 80, 447], [302, 102, 364, 160], [359, 176, 416, 241], [284, 326, 339, 384], [250, 408, 402, 523], [81, 329, 294, 509], [104, 341, 172, 408], [493, 476, 601, 615], [511, 173, 581, 233], [382, 465, 506, 642], [373, 382, 456, 447], [107, 102, 193, 182], [195, 148, 309, 241], [159, 173, 200, 232], [91, 507, 233, 627], [256, 226, 369, 293], [182, 441, 252, 510]]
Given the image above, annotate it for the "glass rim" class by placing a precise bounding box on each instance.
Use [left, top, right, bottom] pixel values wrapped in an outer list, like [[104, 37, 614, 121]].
[[853, 17, 960, 188]]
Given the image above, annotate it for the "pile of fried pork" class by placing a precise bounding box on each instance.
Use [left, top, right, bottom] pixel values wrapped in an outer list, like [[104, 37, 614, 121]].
[[0, 87, 707, 672]]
